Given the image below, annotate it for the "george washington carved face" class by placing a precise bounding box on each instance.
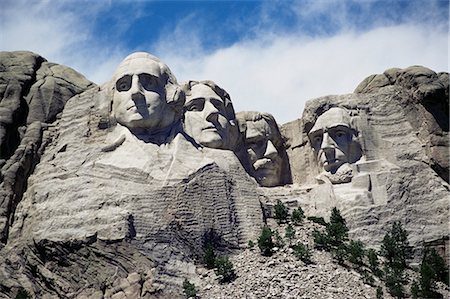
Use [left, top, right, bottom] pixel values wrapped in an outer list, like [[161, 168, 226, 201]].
[[111, 52, 183, 131]]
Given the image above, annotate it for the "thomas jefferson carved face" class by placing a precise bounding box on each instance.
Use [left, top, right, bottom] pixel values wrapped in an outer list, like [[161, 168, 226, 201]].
[[183, 82, 238, 150], [112, 53, 179, 130], [308, 107, 359, 174], [237, 112, 283, 187]]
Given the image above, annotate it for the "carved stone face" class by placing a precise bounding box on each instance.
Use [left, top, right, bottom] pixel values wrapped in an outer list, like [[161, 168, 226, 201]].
[[308, 107, 357, 174], [239, 113, 283, 187], [112, 53, 177, 130], [184, 83, 238, 150]]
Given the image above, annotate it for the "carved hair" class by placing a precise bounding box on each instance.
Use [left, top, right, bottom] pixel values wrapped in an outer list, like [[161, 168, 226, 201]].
[[182, 80, 236, 122], [235, 111, 284, 150]]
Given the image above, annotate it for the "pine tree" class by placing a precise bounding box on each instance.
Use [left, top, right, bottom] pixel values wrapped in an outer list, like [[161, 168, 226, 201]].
[[366, 248, 381, 277], [214, 256, 236, 283], [326, 207, 349, 248], [183, 279, 197, 298], [380, 221, 411, 298], [285, 224, 295, 245], [380, 221, 411, 270], [420, 248, 447, 298], [204, 244, 216, 269], [291, 207, 305, 225], [258, 226, 274, 256], [274, 200, 288, 224], [347, 240, 365, 265]]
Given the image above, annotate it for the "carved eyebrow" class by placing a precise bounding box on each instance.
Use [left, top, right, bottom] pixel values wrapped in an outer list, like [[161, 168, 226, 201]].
[[308, 129, 323, 138]]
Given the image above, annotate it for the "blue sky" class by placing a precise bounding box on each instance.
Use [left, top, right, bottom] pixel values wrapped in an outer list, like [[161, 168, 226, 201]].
[[1, 0, 448, 124]]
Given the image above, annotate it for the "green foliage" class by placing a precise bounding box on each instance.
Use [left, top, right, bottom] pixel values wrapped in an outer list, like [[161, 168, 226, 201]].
[[332, 244, 348, 265], [312, 229, 328, 250], [347, 240, 365, 265], [292, 243, 312, 264], [307, 216, 327, 226], [312, 229, 329, 250], [367, 248, 381, 276], [291, 207, 305, 225], [419, 248, 447, 298], [214, 256, 236, 283], [410, 280, 419, 299], [274, 200, 288, 224], [258, 226, 274, 256], [422, 248, 448, 285], [15, 288, 31, 299], [248, 240, 255, 249], [326, 207, 349, 248], [380, 221, 411, 270], [274, 230, 285, 248], [204, 244, 216, 269], [384, 266, 406, 299], [376, 286, 383, 299], [380, 222, 411, 298], [285, 224, 295, 245], [182, 279, 197, 298], [360, 269, 375, 286]]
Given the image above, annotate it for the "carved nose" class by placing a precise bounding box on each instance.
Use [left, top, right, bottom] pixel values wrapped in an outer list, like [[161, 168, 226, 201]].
[[264, 140, 278, 159], [130, 75, 144, 95], [320, 132, 335, 150], [204, 101, 219, 122], [132, 91, 145, 102]]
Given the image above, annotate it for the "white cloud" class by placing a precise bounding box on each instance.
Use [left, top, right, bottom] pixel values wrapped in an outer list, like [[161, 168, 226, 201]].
[[0, 0, 127, 85], [1, 1, 448, 125], [161, 24, 448, 124]]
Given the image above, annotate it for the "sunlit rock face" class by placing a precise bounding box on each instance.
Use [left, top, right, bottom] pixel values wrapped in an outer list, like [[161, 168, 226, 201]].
[[0, 51, 94, 244], [0, 50, 448, 298], [280, 66, 449, 262], [2, 52, 264, 298]]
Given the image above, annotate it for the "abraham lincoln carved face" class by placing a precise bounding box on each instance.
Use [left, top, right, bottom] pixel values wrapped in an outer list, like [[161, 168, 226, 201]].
[[308, 107, 361, 174]]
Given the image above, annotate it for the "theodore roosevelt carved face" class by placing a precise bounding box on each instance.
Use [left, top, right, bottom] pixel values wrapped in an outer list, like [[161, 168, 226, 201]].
[[111, 52, 183, 131], [236, 111, 285, 187], [183, 81, 238, 150], [308, 107, 361, 174]]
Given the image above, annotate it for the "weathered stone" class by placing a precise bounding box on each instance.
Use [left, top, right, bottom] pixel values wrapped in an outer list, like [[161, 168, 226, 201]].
[[0, 51, 94, 245], [280, 66, 449, 261], [0, 52, 447, 298]]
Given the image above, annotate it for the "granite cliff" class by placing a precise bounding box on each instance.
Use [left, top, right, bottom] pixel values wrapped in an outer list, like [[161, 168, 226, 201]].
[[0, 51, 448, 298]]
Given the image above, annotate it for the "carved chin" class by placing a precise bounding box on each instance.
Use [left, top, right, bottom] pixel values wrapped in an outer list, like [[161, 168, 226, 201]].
[[198, 131, 225, 148], [254, 162, 281, 187], [256, 171, 280, 187]]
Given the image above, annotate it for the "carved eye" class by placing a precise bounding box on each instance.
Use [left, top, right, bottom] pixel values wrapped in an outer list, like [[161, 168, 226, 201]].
[[139, 73, 158, 91], [186, 98, 205, 112], [116, 76, 131, 92], [336, 130, 346, 138]]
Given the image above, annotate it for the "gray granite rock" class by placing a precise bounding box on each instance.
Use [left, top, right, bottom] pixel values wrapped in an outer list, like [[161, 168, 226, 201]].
[[0, 51, 94, 245], [0, 53, 448, 298], [280, 66, 449, 263]]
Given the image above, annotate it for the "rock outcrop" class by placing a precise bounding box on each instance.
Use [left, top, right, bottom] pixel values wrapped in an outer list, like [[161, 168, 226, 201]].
[[0, 51, 94, 245], [0, 51, 448, 298], [280, 66, 449, 262]]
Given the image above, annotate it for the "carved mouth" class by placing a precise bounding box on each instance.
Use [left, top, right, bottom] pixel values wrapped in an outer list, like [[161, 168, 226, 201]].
[[127, 104, 149, 111], [202, 126, 218, 132]]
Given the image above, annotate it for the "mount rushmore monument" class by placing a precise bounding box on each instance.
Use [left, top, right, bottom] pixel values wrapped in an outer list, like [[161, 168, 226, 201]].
[[0, 51, 448, 298]]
